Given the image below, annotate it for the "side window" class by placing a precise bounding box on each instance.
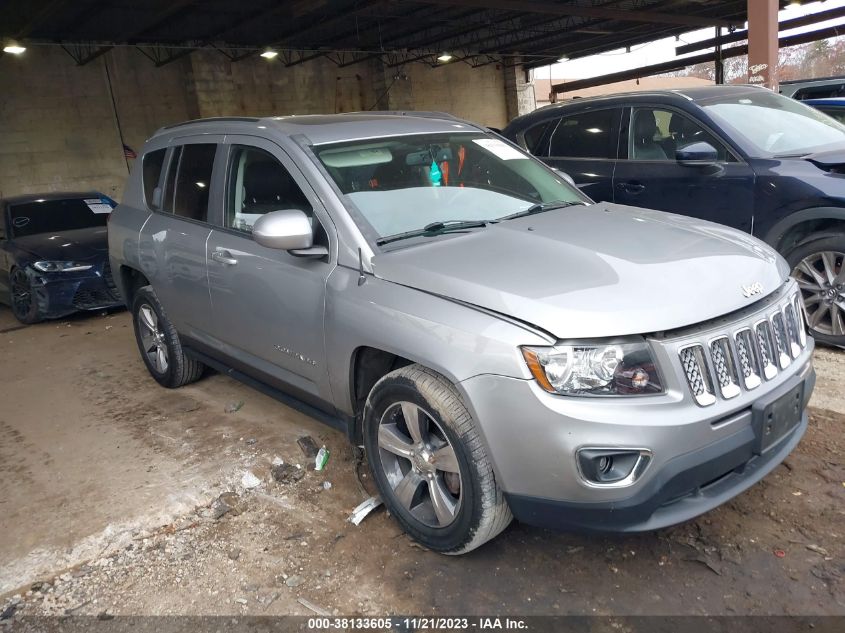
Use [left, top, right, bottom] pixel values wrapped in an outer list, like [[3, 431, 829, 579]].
[[820, 107, 845, 125], [522, 120, 554, 156], [162, 144, 216, 221], [225, 146, 312, 234], [629, 107, 731, 162], [548, 109, 619, 159], [142, 149, 166, 209]]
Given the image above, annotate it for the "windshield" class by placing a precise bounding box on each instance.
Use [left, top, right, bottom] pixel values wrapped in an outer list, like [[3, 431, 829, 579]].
[[700, 90, 845, 156], [8, 197, 113, 238], [313, 132, 586, 244]]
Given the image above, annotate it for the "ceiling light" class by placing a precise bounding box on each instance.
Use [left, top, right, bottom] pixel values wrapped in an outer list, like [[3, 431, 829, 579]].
[[3, 43, 26, 55], [557, 56, 569, 63], [437, 52, 453, 62], [260, 49, 278, 59]]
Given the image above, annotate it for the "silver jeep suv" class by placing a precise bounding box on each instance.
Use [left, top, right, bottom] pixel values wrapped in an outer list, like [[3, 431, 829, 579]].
[[109, 113, 815, 554]]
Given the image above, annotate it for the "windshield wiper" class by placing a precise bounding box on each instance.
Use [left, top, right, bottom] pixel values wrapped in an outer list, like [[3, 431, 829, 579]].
[[500, 200, 585, 221], [376, 220, 494, 246]]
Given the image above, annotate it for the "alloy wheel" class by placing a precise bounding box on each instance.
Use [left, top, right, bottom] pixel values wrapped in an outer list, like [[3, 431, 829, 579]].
[[10, 269, 33, 319], [792, 250, 845, 337], [377, 401, 462, 528], [137, 303, 169, 373]]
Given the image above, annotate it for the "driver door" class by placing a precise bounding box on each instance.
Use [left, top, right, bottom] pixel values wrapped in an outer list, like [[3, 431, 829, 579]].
[[613, 106, 756, 232], [205, 137, 336, 409]]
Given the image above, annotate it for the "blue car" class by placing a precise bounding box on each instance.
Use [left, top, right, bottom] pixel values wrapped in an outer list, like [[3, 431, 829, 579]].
[[502, 85, 845, 347], [0, 192, 123, 323], [804, 97, 845, 125]]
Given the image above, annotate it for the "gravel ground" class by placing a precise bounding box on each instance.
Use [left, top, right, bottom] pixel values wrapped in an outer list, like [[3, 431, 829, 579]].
[[0, 309, 843, 620]]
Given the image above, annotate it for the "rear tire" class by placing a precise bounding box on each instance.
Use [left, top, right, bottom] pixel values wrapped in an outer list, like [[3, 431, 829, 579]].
[[10, 268, 41, 324], [363, 365, 512, 554], [786, 234, 845, 348], [131, 285, 204, 388]]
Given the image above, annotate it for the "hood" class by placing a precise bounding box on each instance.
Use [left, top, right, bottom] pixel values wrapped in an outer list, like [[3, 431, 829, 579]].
[[371, 203, 789, 338], [14, 227, 109, 263], [805, 147, 845, 172]]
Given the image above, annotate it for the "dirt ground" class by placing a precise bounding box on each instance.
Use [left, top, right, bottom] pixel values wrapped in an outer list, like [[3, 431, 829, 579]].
[[1, 306, 843, 619]]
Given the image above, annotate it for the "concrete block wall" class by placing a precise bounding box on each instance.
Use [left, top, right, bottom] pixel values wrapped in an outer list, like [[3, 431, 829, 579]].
[[0, 47, 509, 200]]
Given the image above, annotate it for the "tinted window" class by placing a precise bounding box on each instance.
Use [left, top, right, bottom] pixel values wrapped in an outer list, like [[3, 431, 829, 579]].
[[8, 198, 113, 238], [163, 144, 216, 221], [522, 120, 554, 156], [549, 109, 619, 159], [627, 107, 731, 162], [225, 146, 312, 233], [142, 149, 166, 209]]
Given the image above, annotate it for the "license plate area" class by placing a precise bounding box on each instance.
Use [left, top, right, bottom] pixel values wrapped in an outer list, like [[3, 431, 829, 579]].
[[752, 381, 804, 454]]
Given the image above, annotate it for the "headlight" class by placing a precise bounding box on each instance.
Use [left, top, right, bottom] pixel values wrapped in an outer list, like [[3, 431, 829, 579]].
[[521, 339, 663, 396], [32, 261, 93, 272]]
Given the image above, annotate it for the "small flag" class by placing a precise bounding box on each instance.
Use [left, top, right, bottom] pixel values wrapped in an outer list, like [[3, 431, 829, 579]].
[[123, 144, 137, 159]]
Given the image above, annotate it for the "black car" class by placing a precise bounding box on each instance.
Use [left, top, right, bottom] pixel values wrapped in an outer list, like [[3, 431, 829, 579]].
[[0, 192, 123, 323], [503, 85, 845, 347]]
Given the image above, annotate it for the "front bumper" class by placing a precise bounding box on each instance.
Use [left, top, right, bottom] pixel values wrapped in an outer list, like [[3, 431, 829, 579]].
[[458, 356, 814, 533], [25, 262, 123, 319]]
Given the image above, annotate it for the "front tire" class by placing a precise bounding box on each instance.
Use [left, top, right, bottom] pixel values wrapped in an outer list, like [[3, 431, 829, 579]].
[[10, 268, 41, 324], [787, 234, 845, 348], [131, 285, 204, 388], [363, 365, 512, 554]]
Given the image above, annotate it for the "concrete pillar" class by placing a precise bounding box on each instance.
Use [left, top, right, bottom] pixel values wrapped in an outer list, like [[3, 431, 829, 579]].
[[747, 0, 779, 91], [504, 58, 535, 121]]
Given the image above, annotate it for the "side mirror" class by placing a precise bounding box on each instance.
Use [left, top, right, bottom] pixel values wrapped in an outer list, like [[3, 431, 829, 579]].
[[675, 142, 718, 165], [552, 168, 576, 187], [253, 209, 326, 257]]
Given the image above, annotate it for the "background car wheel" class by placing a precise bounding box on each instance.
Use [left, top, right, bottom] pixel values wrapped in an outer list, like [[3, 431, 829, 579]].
[[10, 268, 41, 324], [131, 285, 205, 388], [363, 364, 512, 554], [787, 234, 845, 348]]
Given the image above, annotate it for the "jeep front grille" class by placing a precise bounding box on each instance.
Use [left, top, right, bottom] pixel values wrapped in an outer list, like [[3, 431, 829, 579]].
[[678, 290, 807, 406]]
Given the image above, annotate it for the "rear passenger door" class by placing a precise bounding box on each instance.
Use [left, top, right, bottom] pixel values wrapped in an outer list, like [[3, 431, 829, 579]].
[[613, 106, 755, 232], [204, 136, 336, 410], [138, 138, 222, 338], [527, 107, 622, 202]]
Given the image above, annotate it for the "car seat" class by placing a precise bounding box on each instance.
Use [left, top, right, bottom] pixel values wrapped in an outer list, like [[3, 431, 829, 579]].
[[632, 111, 669, 160]]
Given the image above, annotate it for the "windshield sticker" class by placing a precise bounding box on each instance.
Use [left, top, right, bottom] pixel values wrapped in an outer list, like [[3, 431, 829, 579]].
[[85, 200, 113, 214], [472, 138, 526, 160]]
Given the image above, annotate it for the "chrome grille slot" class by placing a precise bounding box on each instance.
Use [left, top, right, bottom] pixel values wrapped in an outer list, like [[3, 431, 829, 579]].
[[755, 320, 778, 380], [675, 288, 807, 405], [783, 303, 802, 359], [679, 345, 716, 407], [734, 329, 761, 390], [771, 312, 791, 369], [709, 337, 740, 399]]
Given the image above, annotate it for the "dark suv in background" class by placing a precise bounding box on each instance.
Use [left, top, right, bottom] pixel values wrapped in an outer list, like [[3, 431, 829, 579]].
[[503, 85, 845, 347]]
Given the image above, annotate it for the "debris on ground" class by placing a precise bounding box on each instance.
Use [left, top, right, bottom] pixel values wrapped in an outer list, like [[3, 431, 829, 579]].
[[285, 575, 304, 588], [225, 400, 245, 413], [271, 463, 305, 484], [806, 544, 831, 557], [348, 496, 383, 526], [297, 436, 320, 458], [272, 456, 284, 466], [245, 438, 257, 445], [211, 492, 242, 519], [241, 471, 261, 489], [315, 446, 330, 471], [321, 481, 332, 491], [298, 597, 331, 616]]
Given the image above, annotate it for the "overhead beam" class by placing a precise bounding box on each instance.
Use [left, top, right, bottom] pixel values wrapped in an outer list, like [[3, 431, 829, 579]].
[[676, 5, 845, 55], [412, 0, 740, 28], [552, 23, 845, 95]]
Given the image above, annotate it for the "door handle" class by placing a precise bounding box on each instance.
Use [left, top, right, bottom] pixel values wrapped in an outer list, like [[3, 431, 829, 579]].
[[617, 181, 645, 194], [211, 249, 238, 266]]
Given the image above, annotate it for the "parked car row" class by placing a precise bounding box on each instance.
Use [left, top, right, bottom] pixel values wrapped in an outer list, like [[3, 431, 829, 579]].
[[0, 83, 837, 554]]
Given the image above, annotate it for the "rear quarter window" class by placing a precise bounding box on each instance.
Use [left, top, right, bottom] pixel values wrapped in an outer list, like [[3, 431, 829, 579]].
[[142, 149, 167, 209]]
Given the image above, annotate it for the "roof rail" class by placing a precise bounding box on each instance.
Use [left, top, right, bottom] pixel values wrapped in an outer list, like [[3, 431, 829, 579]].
[[344, 110, 463, 121], [156, 116, 262, 134]]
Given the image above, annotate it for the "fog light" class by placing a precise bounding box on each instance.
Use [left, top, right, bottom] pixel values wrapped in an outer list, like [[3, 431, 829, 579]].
[[577, 448, 652, 487]]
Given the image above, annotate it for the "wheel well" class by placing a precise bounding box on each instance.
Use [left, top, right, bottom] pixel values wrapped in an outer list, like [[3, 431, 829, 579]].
[[776, 218, 845, 255], [119, 266, 149, 306], [349, 347, 413, 443]]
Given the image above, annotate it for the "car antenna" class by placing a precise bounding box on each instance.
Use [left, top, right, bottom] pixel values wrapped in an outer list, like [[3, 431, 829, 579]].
[[358, 248, 366, 286]]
